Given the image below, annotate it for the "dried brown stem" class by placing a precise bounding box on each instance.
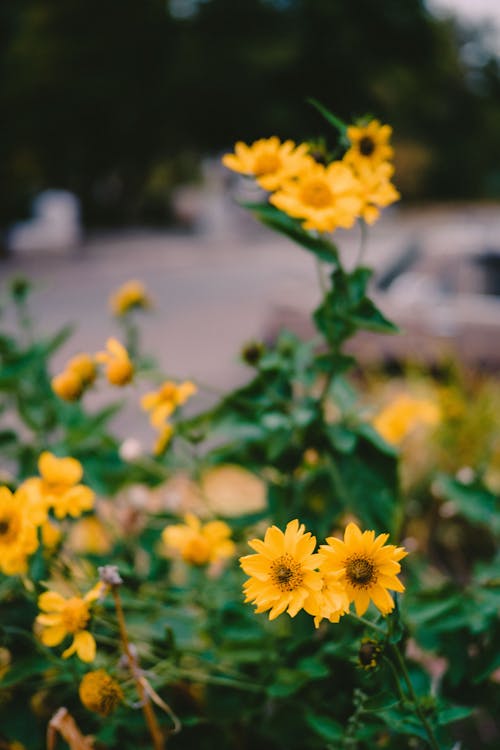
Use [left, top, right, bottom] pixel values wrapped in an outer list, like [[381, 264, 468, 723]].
[[46, 708, 94, 750], [111, 586, 165, 750]]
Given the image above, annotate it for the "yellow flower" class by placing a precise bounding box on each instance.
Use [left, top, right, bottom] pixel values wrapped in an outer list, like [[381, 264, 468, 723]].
[[96, 338, 134, 386], [345, 120, 394, 168], [303, 571, 350, 629], [51, 369, 84, 401], [222, 137, 314, 192], [141, 380, 197, 428], [67, 516, 112, 555], [36, 583, 104, 662], [353, 161, 400, 224], [41, 519, 62, 550], [21, 452, 94, 520], [240, 519, 322, 620], [373, 394, 441, 446], [319, 522, 407, 616], [67, 353, 97, 387], [162, 512, 235, 565], [153, 422, 174, 455], [0, 487, 39, 575], [79, 669, 123, 716], [270, 161, 362, 233], [109, 280, 151, 316]]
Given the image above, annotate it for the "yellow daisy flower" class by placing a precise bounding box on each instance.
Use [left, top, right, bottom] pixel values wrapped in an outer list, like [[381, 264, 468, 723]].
[[270, 161, 362, 233], [141, 380, 197, 428], [222, 137, 314, 191], [345, 119, 394, 168], [96, 338, 134, 386], [319, 522, 407, 616], [20, 452, 94, 520], [162, 512, 235, 565], [0, 487, 39, 575], [36, 583, 104, 662], [373, 394, 441, 446], [79, 669, 123, 716], [109, 280, 151, 317], [240, 519, 322, 621], [353, 161, 400, 224], [304, 571, 350, 629]]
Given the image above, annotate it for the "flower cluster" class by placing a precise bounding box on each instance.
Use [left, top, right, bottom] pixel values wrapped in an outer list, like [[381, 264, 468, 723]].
[[52, 337, 134, 401], [0, 453, 95, 575], [141, 379, 197, 454], [222, 118, 399, 233], [240, 520, 407, 626]]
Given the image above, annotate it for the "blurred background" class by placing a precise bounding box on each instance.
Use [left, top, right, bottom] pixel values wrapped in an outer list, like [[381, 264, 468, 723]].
[[1, 0, 500, 394]]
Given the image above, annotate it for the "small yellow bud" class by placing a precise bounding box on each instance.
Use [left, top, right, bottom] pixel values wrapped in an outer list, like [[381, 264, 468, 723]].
[[79, 669, 123, 716], [106, 357, 134, 386], [51, 370, 83, 401]]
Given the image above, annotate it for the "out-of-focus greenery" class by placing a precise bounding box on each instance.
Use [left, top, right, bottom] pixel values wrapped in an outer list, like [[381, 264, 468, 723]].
[[2, 0, 500, 226]]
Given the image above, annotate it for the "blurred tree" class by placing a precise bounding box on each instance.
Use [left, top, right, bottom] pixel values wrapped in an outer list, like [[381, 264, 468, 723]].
[[1, 0, 500, 226]]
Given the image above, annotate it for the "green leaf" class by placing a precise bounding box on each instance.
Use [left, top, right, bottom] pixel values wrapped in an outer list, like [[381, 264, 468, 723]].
[[305, 712, 343, 741], [242, 202, 339, 264], [307, 98, 348, 137], [433, 474, 500, 533]]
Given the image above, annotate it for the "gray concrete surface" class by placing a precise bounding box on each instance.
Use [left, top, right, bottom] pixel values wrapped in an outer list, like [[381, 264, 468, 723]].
[[1, 201, 499, 441]]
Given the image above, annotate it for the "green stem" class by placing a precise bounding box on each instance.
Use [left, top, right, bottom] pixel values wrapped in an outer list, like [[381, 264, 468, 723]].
[[349, 613, 386, 636], [356, 219, 368, 267], [382, 654, 406, 704], [390, 644, 441, 750], [315, 258, 328, 295]]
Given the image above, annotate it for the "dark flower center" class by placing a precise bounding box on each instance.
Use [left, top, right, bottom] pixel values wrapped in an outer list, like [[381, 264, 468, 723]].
[[270, 553, 304, 592], [0, 520, 10, 536], [359, 136, 375, 156], [346, 556, 376, 588]]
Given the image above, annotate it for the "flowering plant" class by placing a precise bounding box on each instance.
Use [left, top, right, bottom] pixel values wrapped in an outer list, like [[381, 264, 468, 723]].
[[0, 105, 498, 750]]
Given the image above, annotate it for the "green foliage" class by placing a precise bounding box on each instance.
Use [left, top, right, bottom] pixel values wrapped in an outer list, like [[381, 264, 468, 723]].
[[0, 159, 499, 749]]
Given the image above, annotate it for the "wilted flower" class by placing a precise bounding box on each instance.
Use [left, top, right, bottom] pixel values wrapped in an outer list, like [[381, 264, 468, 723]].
[[79, 669, 123, 716]]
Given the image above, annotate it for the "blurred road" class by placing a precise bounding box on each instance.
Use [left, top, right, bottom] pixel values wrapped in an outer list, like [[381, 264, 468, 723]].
[[1, 201, 499, 440]]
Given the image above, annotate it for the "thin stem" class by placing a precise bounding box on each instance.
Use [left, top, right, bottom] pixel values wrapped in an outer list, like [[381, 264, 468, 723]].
[[349, 613, 386, 637], [356, 219, 368, 267], [381, 654, 406, 704], [315, 258, 328, 295], [391, 644, 441, 750], [112, 587, 165, 750]]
